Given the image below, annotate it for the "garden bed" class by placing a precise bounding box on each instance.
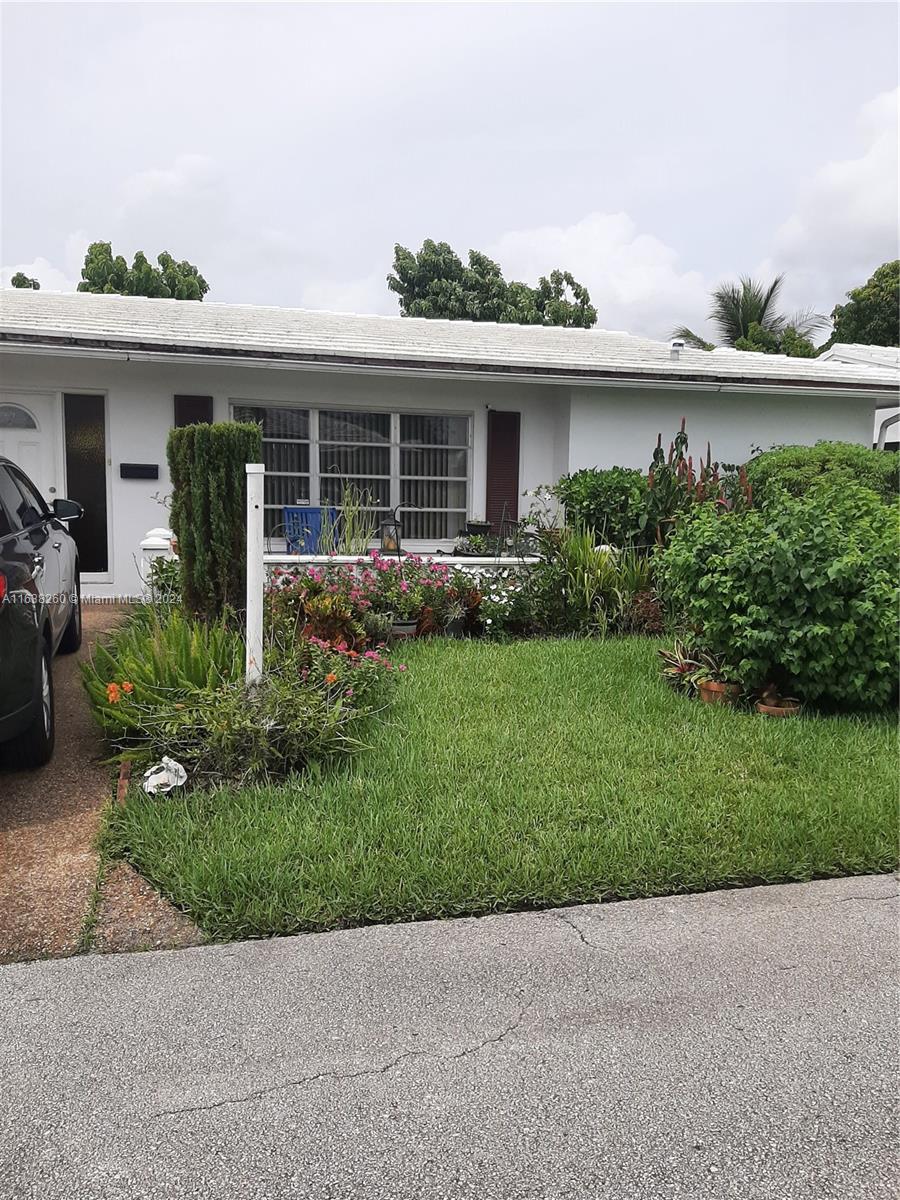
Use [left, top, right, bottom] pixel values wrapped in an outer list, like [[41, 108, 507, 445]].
[[104, 637, 898, 941]]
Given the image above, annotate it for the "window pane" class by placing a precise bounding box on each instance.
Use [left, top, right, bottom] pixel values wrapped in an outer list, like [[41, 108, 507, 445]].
[[0, 404, 37, 430], [400, 480, 467, 510], [265, 441, 309, 474], [402, 510, 466, 540], [264, 474, 310, 508], [264, 508, 291, 539], [400, 447, 467, 478], [400, 415, 468, 446], [320, 445, 389, 477], [320, 475, 390, 508], [63, 393, 108, 572], [320, 411, 389, 443], [233, 405, 309, 440]]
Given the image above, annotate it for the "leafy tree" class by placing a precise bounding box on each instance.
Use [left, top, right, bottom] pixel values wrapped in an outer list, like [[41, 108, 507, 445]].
[[77, 241, 209, 300], [734, 321, 816, 358], [10, 271, 40, 289], [387, 239, 596, 328], [820, 260, 899, 350], [673, 275, 824, 355]]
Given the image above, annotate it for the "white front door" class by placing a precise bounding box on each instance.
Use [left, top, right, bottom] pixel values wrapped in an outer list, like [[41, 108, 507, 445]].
[[0, 392, 59, 501]]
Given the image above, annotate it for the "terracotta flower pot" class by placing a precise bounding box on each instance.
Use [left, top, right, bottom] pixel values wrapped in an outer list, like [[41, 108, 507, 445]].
[[755, 700, 801, 718], [698, 679, 742, 706]]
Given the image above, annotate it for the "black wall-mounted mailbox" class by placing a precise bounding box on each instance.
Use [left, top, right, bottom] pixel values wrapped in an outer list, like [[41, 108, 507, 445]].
[[120, 463, 159, 480]]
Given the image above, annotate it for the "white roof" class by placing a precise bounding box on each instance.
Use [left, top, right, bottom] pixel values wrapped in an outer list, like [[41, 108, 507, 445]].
[[818, 343, 900, 371], [1, 289, 898, 394]]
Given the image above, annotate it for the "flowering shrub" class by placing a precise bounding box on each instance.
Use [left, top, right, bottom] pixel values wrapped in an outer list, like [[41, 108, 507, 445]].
[[477, 569, 536, 635], [267, 553, 481, 635], [83, 606, 402, 783]]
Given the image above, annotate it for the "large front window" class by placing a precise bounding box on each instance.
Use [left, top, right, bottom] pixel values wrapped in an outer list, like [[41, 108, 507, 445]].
[[232, 404, 470, 541]]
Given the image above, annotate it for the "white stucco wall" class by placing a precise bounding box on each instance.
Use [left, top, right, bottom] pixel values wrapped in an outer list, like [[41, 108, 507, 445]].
[[566, 386, 876, 472], [0, 352, 568, 597], [0, 349, 883, 598]]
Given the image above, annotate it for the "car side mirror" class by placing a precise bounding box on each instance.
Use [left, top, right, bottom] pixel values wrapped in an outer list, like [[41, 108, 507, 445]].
[[53, 498, 83, 520]]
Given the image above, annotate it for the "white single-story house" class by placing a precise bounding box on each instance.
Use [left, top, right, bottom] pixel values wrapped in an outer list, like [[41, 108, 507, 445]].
[[1, 289, 897, 598]]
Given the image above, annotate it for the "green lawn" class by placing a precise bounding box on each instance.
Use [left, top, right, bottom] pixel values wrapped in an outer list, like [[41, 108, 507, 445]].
[[106, 638, 898, 940]]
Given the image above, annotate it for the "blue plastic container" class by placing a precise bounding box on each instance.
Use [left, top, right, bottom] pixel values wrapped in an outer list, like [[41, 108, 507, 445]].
[[282, 506, 339, 553]]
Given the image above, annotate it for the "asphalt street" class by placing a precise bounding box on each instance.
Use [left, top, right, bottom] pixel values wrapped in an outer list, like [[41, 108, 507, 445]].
[[1, 874, 896, 1199]]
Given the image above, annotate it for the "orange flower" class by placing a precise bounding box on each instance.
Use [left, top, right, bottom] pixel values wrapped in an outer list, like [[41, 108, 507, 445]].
[[121, 681, 134, 694], [325, 672, 338, 684], [106, 682, 121, 704]]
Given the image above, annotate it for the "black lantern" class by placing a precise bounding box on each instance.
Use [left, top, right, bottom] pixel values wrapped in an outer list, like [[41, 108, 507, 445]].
[[380, 506, 403, 556]]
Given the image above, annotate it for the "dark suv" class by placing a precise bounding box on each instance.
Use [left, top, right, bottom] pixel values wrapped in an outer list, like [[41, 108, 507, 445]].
[[0, 457, 83, 768]]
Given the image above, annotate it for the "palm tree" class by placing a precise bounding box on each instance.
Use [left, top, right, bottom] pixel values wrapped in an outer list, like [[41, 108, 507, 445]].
[[673, 275, 825, 350]]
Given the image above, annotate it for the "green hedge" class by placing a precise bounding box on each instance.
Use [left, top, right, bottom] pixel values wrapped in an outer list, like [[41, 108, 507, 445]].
[[167, 422, 262, 619], [747, 441, 899, 504], [657, 483, 899, 710]]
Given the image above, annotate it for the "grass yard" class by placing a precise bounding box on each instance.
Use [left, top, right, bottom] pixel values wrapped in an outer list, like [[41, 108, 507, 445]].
[[105, 638, 898, 941]]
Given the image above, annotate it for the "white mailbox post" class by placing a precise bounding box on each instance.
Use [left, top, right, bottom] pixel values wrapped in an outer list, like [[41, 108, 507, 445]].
[[245, 463, 265, 685]]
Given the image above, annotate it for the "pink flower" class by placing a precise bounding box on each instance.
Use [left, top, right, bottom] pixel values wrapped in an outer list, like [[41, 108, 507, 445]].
[[398, 664, 407, 672], [344, 688, 354, 698]]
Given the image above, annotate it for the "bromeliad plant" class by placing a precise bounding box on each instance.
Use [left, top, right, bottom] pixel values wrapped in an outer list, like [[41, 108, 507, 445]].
[[658, 640, 704, 696], [645, 419, 752, 546]]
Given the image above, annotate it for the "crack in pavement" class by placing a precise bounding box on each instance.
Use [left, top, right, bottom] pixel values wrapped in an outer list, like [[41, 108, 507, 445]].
[[150, 998, 531, 1120], [551, 910, 619, 957]]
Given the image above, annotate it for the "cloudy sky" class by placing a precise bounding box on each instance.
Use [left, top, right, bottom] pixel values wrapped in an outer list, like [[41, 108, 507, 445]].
[[2, 2, 897, 342]]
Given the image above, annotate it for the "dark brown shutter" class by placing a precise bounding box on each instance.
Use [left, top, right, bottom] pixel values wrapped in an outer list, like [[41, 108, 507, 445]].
[[174, 395, 213, 427], [485, 410, 521, 533]]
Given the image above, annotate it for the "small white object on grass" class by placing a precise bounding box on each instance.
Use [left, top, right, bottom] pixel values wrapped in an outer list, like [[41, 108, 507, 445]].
[[142, 757, 188, 795]]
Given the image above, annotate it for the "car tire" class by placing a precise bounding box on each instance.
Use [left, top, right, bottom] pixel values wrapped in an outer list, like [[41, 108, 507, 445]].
[[58, 573, 82, 654], [3, 640, 55, 768]]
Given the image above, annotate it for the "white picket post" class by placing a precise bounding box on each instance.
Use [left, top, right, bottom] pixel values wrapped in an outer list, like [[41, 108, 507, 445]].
[[245, 463, 265, 684]]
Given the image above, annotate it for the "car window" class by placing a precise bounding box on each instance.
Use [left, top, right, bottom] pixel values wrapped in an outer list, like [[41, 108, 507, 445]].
[[7, 466, 49, 530], [0, 466, 24, 538]]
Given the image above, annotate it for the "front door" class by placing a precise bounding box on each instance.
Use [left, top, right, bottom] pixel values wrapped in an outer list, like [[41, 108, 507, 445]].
[[0, 394, 57, 499]]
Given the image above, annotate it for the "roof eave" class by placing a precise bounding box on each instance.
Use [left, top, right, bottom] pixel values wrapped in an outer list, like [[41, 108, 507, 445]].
[[0, 331, 896, 398]]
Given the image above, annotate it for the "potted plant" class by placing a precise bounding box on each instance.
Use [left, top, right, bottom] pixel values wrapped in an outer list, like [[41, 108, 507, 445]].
[[658, 640, 703, 696], [755, 684, 801, 718], [443, 599, 467, 639], [694, 650, 742, 706], [389, 614, 418, 640], [466, 515, 492, 538], [386, 587, 422, 640]]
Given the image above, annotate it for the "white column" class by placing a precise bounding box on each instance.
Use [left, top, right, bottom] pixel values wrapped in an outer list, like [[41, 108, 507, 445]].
[[245, 463, 265, 685]]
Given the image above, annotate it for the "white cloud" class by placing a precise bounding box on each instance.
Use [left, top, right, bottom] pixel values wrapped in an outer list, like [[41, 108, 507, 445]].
[[488, 212, 710, 339], [1, 255, 76, 292], [117, 153, 218, 212], [764, 87, 899, 319]]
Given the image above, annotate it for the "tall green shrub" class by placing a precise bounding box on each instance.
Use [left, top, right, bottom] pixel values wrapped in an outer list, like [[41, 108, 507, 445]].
[[747, 442, 899, 504], [167, 421, 262, 619], [657, 483, 899, 710], [553, 467, 648, 546]]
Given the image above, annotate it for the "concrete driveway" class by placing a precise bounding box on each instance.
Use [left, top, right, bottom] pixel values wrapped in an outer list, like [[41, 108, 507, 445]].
[[1, 875, 896, 1199]]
